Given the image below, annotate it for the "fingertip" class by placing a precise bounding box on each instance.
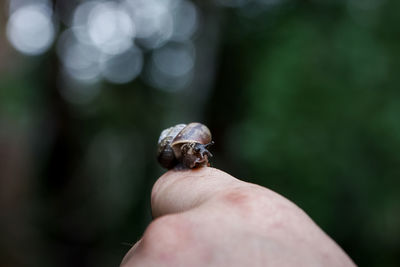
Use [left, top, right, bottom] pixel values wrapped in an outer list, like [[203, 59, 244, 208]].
[[151, 167, 241, 218]]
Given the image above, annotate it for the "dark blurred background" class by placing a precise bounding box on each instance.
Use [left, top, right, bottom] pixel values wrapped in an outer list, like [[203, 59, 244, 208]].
[[1, 0, 399, 266]]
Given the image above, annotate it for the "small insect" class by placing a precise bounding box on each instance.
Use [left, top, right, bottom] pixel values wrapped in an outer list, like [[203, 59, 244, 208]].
[[157, 122, 214, 169]]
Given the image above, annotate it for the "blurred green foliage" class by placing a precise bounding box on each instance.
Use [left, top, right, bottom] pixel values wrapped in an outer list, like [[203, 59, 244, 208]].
[[1, 0, 399, 266], [210, 1, 400, 266]]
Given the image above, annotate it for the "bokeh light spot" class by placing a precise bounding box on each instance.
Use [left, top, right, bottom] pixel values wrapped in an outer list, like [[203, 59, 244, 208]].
[[71, 1, 99, 44], [152, 42, 195, 77], [57, 30, 101, 83], [171, 0, 199, 41], [87, 2, 135, 55], [125, 0, 173, 49], [147, 41, 195, 91], [6, 4, 55, 55], [100, 46, 143, 84]]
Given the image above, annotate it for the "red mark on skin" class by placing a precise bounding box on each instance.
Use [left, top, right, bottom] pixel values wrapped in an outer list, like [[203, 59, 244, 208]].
[[221, 188, 258, 217], [223, 190, 251, 206]]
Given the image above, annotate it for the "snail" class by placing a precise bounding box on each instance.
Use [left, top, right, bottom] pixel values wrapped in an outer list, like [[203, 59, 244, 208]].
[[157, 123, 214, 169]]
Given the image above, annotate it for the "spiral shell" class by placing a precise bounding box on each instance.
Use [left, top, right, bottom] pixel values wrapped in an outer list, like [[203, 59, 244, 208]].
[[157, 123, 213, 169]]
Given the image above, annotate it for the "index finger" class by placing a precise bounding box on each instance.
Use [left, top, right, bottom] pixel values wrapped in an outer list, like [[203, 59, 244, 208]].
[[151, 167, 243, 218]]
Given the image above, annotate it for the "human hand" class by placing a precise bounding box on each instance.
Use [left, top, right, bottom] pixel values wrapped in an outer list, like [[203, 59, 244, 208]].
[[121, 167, 356, 267]]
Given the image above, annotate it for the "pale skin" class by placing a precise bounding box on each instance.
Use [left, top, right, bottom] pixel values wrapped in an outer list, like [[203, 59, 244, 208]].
[[121, 167, 356, 267]]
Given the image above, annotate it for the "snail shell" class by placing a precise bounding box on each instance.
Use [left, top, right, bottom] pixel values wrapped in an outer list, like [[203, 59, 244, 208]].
[[157, 123, 213, 169]]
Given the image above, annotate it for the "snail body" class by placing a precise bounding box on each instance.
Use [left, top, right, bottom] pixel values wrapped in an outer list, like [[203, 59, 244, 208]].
[[157, 123, 213, 169]]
